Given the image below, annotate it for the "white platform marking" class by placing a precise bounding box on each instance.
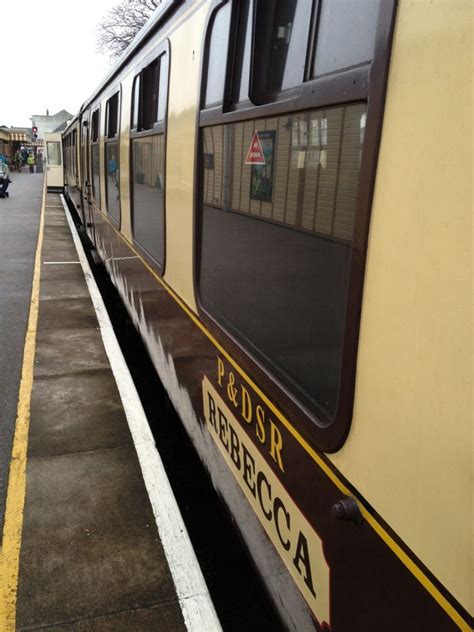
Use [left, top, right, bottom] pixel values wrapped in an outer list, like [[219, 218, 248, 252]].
[[60, 195, 222, 632], [43, 261, 80, 265]]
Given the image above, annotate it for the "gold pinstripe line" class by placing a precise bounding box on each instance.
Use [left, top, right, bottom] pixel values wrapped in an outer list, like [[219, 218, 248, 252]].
[[90, 204, 471, 630], [0, 180, 46, 631]]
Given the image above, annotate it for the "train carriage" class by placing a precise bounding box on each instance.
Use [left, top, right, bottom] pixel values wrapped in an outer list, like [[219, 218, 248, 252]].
[[63, 1, 472, 630]]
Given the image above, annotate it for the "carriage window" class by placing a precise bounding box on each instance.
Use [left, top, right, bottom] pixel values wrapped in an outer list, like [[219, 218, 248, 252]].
[[91, 108, 100, 207], [236, 1, 252, 103], [132, 76, 140, 130], [217, 0, 252, 106], [47, 141, 61, 166], [131, 135, 164, 260], [157, 54, 169, 121], [312, 0, 381, 77], [142, 60, 159, 130], [81, 118, 88, 189], [205, 1, 231, 107], [106, 92, 119, 138], [131, 50, 168, 269], [252, 0, 312, 101], [91, 109, 99, 142], [72, 129, 77, 179], [105, 92, 121, 224], [198, 1, 395, 444], [105, 143, 120, 223], [63, 137, 69, 178], [91, 145, 100, 206], [199, 104, 366, 420]]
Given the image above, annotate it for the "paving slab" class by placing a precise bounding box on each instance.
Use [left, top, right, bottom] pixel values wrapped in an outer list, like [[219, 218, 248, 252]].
[[40, 264, 82, 282], [38, 297, 99, 331], [40, 239, 78, 260], [39, 275, 91, 301], [28, 371, 131, 458], [16, 447, 182, 630], [34, 329, 110, 377]]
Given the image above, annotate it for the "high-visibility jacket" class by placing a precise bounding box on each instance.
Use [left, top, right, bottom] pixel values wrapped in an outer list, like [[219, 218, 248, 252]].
[[27, 155, 35, 165]]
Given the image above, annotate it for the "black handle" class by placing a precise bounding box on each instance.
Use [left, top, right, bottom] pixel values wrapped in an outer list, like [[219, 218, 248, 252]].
[[332, 497, 363, 526]]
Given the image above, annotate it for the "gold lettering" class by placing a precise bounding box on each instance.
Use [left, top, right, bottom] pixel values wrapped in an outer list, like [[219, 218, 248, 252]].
[[241, 385, 252, 423], [255, 405, 266, 444], [203, 380, 330, 628], [217, 357, 225, 387], [270, 420, 285, 473], [203, 377, 330, 626], [227, 371, 238, 407]]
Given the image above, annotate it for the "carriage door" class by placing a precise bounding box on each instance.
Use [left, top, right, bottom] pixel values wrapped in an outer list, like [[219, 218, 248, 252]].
[[44, 133, 64, 191]]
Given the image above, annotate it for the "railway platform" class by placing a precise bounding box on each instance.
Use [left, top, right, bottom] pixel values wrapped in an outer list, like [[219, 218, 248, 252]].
[[0, 176, 219, 631]]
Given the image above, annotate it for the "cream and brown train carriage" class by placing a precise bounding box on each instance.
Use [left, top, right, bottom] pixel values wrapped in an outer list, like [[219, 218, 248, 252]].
[[62, 118, 83, 217], [62, 1, 472, 630]]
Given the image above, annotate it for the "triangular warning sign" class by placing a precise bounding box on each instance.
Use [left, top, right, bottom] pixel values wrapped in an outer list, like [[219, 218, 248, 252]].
[[245, 131, 265, 165]]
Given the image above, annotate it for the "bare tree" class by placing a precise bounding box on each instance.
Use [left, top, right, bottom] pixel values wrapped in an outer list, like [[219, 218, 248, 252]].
[[97, 0, 162, 59]]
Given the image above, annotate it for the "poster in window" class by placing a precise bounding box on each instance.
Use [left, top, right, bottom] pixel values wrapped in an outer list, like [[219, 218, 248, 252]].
[[250, 130, 276, 203]]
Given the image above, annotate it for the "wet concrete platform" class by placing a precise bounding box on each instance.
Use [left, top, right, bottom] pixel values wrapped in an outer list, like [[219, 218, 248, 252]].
[[0, 173, 43, 532], [13, 193, 188, 630]]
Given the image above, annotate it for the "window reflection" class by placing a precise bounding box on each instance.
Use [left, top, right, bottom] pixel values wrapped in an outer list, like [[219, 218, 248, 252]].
[[91, 144, 100, 206], [132, 135, 165, 265], [200, 103, 366, 418], [267, 0, 312, 93], [203, 104, 365, 240], [313, 0, 380, 77], [47, 141, 61, 166], [106, 142, 120, 223], [205, 2, 231, 107], [238, 2, 252, 102]]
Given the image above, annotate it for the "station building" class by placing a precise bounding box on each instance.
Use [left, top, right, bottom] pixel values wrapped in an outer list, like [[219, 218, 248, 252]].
[[0, 126, 35, 160], [31, 109, 73, 140]]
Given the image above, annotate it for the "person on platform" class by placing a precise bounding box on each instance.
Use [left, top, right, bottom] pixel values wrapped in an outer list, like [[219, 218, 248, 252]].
[[36, 150, 44, 173], [0, 160, 11, 197], [14, 150, 22, 172], [27, 152, 35, 173]]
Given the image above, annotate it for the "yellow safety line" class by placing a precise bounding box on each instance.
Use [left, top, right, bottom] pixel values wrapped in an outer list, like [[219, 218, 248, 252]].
[[92, 206, 472, 630], [0, 180, 46, 631]]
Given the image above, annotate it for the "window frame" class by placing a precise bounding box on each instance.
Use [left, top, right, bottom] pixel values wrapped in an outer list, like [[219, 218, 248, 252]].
[[62, 134, 68, 180], [194, 0, 397, 453], [104, 87, 122, 227], [72, 128, 79, 186], [129, 39, 170, 276], [90, 106, 101, 208], [106, 91, 120, 140], [80, 111, 89, 194], [91, 108, 100, 142]]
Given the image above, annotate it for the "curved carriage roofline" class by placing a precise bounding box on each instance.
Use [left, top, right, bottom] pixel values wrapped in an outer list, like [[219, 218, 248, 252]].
[[65, 0, 185, 134]]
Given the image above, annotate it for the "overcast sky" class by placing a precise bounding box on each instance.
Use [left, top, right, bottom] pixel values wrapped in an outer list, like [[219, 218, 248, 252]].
[[2, 0, 122, 128]]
